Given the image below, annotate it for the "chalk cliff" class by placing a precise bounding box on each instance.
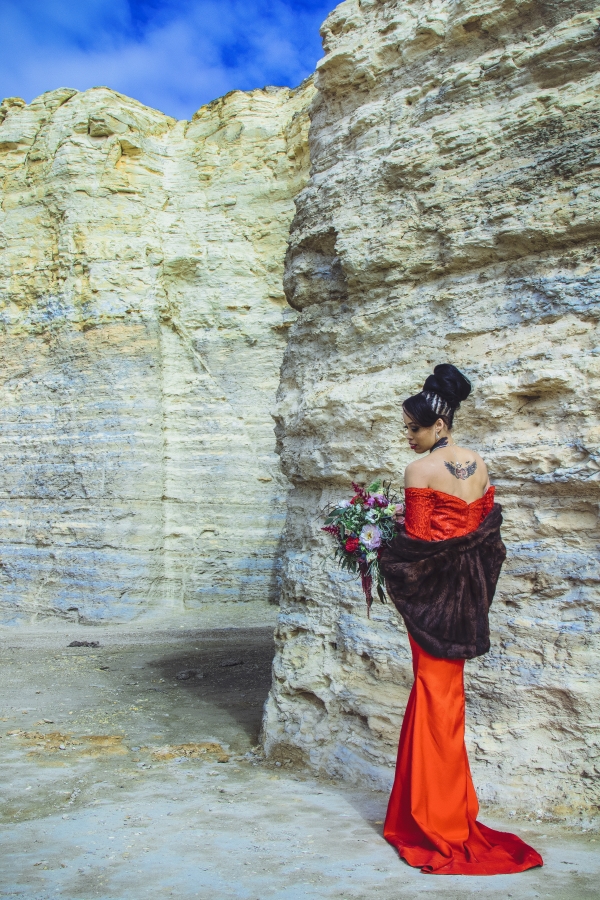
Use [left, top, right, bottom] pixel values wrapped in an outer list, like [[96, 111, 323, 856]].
[[1, 0, 599, 824], [263, 0, 600, 822], [0, 81, 313, 622]]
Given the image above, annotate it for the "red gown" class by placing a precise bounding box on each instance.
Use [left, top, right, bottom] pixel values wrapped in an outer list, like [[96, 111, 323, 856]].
[[384, 487, 543, 875]]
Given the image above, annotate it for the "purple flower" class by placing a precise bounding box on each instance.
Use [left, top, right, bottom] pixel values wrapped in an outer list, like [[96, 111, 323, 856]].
[[359, 524, 381, 550]]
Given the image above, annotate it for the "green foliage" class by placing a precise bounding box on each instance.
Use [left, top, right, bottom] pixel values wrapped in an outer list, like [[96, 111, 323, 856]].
[[321, 477, 404, 611]]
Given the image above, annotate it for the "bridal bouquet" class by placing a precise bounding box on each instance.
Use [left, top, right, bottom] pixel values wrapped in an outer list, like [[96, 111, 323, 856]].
[[322, 480, 404, 616]]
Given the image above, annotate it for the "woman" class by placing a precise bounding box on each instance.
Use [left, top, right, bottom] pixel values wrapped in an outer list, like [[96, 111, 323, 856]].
[[380, 364, 543, 875]]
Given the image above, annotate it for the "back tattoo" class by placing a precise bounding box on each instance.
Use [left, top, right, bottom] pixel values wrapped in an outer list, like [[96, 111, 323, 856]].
[[445, 460, 477, 480]]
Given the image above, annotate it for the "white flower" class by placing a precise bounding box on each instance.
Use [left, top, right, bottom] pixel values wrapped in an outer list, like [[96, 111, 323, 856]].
[[366, 551, 377, 562], [365, 510, 377, 523], [359, 524, 381, 550], [337, 500, 352, 508]]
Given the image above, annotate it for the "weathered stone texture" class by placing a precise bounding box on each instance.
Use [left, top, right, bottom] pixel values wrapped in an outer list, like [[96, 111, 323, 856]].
[[263, 0, 600, 821], [0, 81, 314, 622]]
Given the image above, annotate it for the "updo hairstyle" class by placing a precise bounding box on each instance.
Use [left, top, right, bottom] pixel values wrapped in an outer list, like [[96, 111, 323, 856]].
[[402, 364, 472, 430]]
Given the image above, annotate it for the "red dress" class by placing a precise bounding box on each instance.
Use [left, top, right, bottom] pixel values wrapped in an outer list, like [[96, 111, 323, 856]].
[[383, 487, 543, 875]]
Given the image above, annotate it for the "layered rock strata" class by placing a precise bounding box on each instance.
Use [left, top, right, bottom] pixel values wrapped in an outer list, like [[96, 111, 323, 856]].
[[263, 0, 600, 821], [0, 81, 313, 622]]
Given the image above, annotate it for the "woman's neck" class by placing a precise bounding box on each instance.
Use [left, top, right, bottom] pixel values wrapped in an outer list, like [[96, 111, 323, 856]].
[[430, 436, 454, 453]]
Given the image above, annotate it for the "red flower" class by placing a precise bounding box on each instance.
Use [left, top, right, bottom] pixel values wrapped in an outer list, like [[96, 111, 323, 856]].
[[351, 482, 368, 498], [345, 536, 359, 553]]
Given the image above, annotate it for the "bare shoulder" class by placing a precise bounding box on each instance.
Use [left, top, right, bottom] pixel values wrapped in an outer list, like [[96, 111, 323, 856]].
[[474, 450, 490, 487], [404, 456, 433, 489], [457, 447, 488, 474], [405, 445, 490, 493]]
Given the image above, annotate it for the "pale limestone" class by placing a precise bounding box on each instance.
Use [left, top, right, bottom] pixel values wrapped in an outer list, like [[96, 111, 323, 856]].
[[263, 0, 600, 822], [1, 0, 599, 826], [0, 81, 314, 622]]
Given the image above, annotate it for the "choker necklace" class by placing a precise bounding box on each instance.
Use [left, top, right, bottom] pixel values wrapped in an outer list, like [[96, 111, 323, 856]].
[[430, 437, 449, 453]]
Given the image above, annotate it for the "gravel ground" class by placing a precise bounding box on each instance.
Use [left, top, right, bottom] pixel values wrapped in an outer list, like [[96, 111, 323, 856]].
[[1, 605, 598, 899]]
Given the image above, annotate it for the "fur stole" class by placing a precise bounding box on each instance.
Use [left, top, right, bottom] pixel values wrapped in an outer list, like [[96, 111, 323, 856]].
[[380, 504, 506, 659]]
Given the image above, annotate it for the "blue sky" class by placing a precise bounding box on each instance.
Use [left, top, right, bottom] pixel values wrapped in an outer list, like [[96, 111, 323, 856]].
[[0, 0, 340, 119]]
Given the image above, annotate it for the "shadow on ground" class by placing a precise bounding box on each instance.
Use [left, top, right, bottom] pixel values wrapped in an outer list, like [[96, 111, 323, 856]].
[[147, 627, 274, 744], [0, 609, 598, 900]]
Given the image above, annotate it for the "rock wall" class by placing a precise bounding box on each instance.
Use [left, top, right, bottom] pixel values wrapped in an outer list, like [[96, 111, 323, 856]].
[[263, 0, 600, 822], [0, 81, 313, 622]]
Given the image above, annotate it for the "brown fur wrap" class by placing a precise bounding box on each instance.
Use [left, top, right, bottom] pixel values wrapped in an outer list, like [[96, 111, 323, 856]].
[[380, 504, 506, 660]]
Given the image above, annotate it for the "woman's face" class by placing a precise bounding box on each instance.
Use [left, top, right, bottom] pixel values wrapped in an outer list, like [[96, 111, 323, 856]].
[[402, 410, 442, 454]]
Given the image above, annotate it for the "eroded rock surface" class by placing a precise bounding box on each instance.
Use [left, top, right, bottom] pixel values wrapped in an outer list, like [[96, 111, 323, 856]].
[[263, 0, 600, 821], [0, 81, 313, 622]]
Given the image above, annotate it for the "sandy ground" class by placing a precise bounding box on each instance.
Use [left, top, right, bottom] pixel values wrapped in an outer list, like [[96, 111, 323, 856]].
[[1, 603, 598, 900]]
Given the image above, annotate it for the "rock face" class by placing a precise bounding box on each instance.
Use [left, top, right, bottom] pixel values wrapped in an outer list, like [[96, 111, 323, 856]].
[[0, 81, 313, 622], [263, 0, 600, 821]]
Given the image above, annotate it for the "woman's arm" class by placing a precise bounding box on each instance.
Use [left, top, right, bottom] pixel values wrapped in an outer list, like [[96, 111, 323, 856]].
[[475, 453, 491, 493]]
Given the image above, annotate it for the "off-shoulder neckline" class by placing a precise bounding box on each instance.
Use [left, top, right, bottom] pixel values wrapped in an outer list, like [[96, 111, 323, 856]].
[[405, 486, 493, 507]]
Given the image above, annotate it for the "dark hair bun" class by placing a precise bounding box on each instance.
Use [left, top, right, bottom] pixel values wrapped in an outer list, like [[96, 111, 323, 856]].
[[423, 364, 471, 410]]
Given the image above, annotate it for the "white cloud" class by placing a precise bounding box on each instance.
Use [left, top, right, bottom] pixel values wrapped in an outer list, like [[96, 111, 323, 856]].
[[0, 0, 334, 118]]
